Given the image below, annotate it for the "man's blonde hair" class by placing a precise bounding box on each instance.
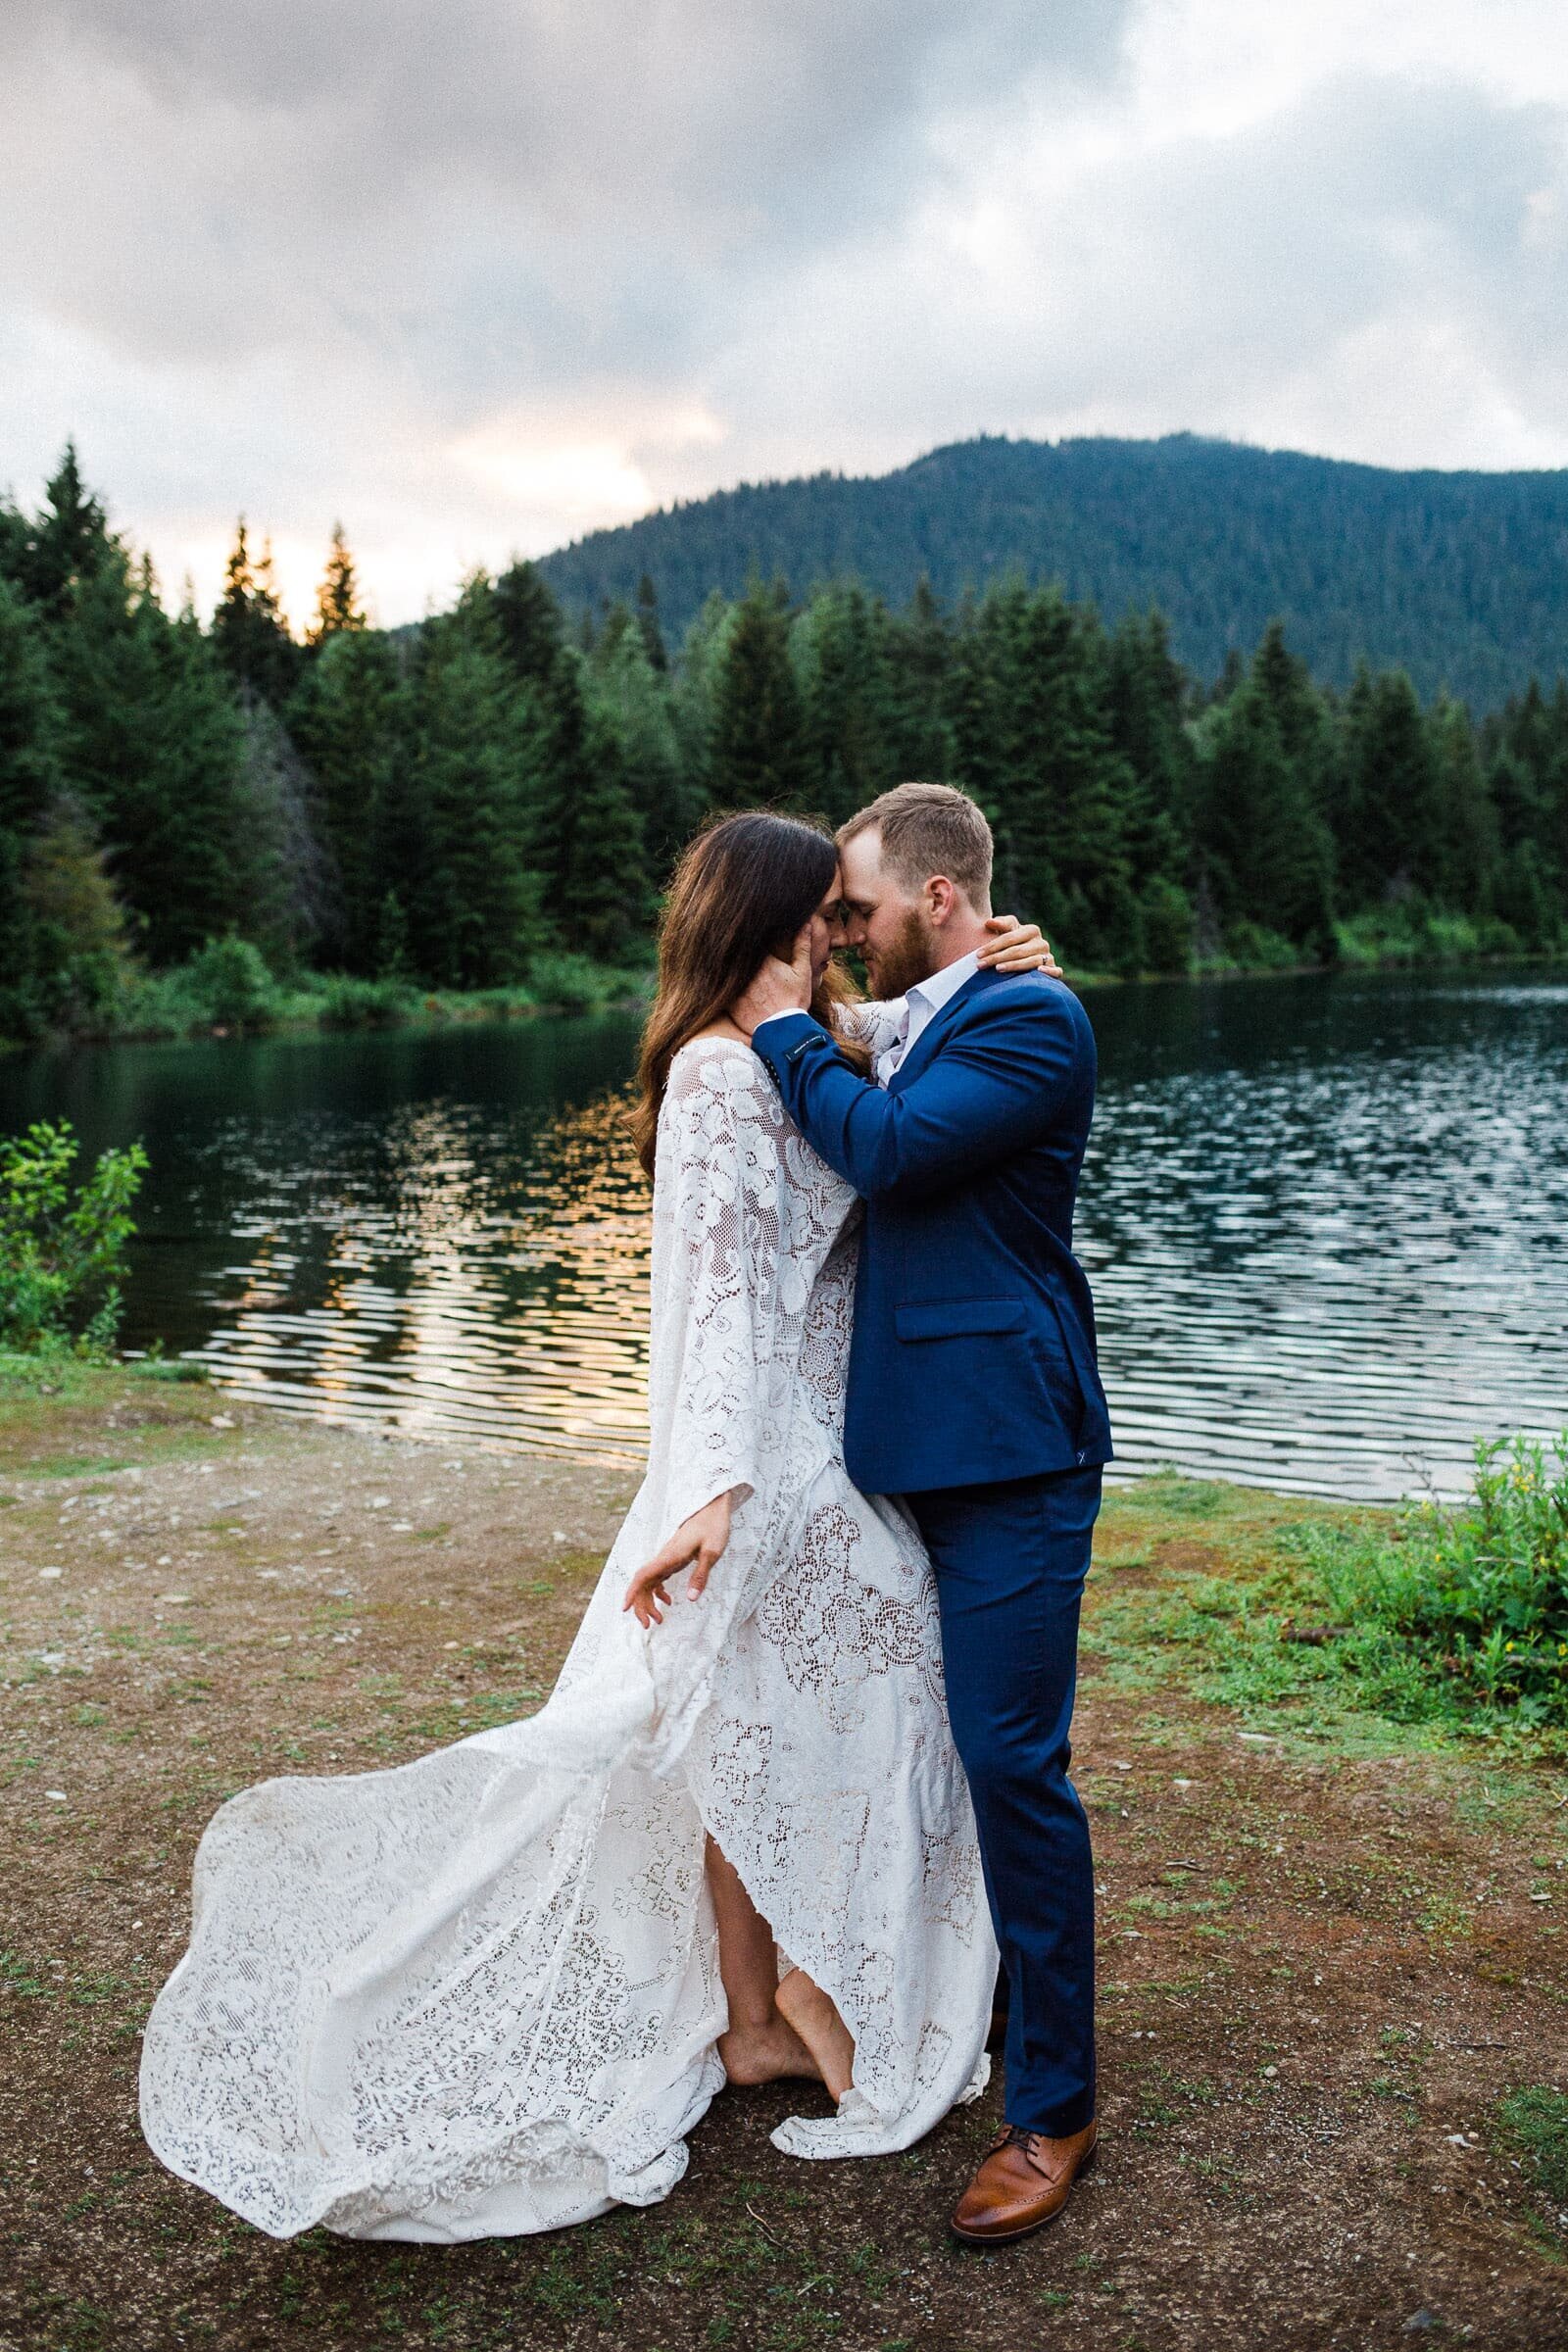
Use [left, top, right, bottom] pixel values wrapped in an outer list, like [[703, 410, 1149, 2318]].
[[838, 782, 994, 907]]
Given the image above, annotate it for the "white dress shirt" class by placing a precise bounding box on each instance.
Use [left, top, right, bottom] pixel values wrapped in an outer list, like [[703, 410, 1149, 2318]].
[[753, 949, 983, 1087], [872, 950, 980, 1088]]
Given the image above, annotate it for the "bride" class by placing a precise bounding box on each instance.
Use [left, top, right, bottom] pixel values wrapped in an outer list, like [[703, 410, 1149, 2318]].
[[139, 810, 1054, 2242]]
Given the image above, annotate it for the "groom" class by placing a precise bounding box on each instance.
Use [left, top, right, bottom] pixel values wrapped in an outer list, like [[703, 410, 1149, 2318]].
[[732, 781, 1112, 2245]]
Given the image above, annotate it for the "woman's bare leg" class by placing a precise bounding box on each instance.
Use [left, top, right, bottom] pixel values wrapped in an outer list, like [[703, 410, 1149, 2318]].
[[775, 1967, 856, 2102], [707, 1837, 821, 2085]]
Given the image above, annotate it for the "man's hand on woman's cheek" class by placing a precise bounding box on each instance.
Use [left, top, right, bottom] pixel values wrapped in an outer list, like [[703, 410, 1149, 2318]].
[[730, 927, 813, 1038]]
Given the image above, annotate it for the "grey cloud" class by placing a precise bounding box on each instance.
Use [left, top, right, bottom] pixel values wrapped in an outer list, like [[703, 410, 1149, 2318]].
[[0, 0, 1136, 404], [697, 71, 1568, 471], [4, 9, 1567, 625], [5, 2, 1131, 233]]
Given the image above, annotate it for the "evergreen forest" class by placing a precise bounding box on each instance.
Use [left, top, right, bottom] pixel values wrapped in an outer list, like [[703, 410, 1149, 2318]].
[[1, 443, 1565, 1045], [541, 433, 1568, 710]]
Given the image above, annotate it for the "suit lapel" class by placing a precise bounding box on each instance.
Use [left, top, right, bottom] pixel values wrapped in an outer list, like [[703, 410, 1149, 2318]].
[[887, 964, 1001, 1094]]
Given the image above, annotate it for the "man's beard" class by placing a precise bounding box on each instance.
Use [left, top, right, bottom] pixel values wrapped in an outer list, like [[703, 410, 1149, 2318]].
[[866, 906, 940, 1002]]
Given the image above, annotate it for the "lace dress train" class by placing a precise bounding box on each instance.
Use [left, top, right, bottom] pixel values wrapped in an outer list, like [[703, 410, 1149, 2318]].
[[138, 1037, 996, 2241]]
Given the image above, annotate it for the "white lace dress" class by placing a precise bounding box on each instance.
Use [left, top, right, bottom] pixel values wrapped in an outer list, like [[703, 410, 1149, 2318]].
[[138, 1034, 996, 2242]]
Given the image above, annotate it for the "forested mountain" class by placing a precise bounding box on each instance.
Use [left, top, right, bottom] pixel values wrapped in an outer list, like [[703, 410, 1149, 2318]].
[[0, 443, 1565, 1048], [538, 434, 1568, 711]]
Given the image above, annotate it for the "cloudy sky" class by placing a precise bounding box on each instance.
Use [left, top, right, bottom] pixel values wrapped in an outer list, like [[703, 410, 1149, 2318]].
[[4, 0, 1567, 626]]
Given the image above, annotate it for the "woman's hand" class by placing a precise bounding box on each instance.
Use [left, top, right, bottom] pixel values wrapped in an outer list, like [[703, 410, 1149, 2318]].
[[979, 915, 1062, 977], [622, 1491, 733, 1628]]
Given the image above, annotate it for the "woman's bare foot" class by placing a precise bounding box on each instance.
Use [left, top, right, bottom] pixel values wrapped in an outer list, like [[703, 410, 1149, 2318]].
[[718, 2013, 822, 2087], [775, 1967, 856, 2102]]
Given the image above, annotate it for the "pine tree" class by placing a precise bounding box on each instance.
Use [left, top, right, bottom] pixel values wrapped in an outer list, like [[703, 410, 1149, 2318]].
[[1195, 682, 1334, 948], [1482, 682, 1565, 945], [212, 518, 300, 704], [131, 601, 256, 960], [588, 610, 694, 891], [0, 575, 65, 1028], [883, 576, 956, 782], [1250, 620, 1330, 775], [1426, 699, 1498, 911], [794, 582, 903, 825], [48, 544, 263, 964], [405, 577, 541, 987], [308, 523, 368, 647], [555, 705, 654, 961], [1335, 667, 1443, 906], [1491, 676, 1568, 885], [0, 497, 31, 598], [1101, 610, 1200, 962], [635, 571, 668, 672], [987, 583, 1140, 967], [493, 560, 566, 689], [946, 590, 1005, 816], [287, 628, 405, 969], [21, 793, 133, 1030], [669, 590, 733, 808], [21, 443, 111, 618], [708, 581, 810, 808], [0, 575, 59, 851], [491, 564, 648, 938]]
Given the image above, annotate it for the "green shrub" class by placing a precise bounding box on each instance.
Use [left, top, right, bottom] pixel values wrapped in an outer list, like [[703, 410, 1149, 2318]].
[[121, 937, 284, 1037], [315, 974, 416, 1029], [1331, 904, 1532, 969], [525, 954, 645, 1013], [175, 935, 282, 1030], [462, 985, 537, 1019], [1220, 919, 1300, 971], [1298, 1433, 1568, 1728], [0, 1121, 148, 1355]]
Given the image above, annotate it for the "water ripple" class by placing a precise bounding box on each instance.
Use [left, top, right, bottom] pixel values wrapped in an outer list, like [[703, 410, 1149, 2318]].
[[1, 975, 1562, 1501]]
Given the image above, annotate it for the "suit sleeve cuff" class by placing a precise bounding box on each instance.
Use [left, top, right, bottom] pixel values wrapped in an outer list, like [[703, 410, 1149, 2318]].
[[751, 1010, 832, 1069]]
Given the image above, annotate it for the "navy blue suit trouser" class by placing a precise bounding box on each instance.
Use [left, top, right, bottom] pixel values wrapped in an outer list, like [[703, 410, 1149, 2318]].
[[906, 1463, 1102, 2138]]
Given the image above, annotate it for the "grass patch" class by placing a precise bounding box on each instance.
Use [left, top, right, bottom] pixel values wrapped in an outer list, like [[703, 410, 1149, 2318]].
[[1293, 1434, 1568, 1730], [1089, 1438, 1568, 1755], [0, 1355, 257, 1483], [1494, 2086, 1568, 2243]]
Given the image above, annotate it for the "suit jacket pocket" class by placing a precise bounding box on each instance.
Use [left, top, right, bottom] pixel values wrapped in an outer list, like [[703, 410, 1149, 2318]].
[[894, 1297, 1029, 1341]]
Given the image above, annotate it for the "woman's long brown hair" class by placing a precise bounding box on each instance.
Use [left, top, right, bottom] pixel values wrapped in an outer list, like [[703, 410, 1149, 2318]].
[[632, 810, 869, 1179]]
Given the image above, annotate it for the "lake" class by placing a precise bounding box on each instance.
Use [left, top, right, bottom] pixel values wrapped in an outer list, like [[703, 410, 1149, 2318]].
[[3, 969, 1564, 1501]]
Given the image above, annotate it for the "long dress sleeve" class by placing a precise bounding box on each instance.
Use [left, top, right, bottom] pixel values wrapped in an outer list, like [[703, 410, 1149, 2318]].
[[839, 996, 906, 1069], [642, 1040, 795, 1547], [613, 1037, 835, 1774]]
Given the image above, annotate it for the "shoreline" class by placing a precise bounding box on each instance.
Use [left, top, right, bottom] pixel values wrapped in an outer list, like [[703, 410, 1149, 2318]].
[[1068, 945, 1568, 991], [0, 967, 654, 1059], [6, 945, 1563, 1061]]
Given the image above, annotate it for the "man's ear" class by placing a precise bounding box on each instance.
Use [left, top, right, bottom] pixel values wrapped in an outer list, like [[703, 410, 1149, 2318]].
[[926, 875, 957, 928]]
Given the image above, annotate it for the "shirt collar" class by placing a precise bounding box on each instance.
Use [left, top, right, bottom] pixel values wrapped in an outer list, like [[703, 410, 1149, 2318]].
[[906, 949, 980, 1018]]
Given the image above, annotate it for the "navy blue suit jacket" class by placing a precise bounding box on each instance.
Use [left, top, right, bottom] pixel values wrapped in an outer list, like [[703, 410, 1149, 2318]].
[[753, 967, 1112, 1495]]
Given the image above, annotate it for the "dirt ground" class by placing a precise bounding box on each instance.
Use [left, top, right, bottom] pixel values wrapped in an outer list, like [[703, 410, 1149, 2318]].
[[2, 1370, 1565, 2352]]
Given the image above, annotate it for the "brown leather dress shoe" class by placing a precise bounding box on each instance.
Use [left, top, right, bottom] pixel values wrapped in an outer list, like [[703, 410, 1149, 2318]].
[[951, 2119, 1099, 2245]]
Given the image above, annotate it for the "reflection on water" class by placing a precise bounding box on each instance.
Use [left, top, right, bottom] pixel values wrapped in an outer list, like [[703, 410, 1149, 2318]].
[[1, 971, 1564, 1500], [205, 1093, 655, 1462], [1, 1018, 657, 1468]]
